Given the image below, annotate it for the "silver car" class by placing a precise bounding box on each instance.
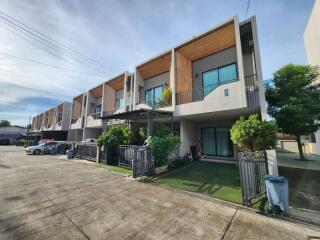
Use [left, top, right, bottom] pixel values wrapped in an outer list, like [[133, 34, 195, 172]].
[[26, 142, 57, 155]]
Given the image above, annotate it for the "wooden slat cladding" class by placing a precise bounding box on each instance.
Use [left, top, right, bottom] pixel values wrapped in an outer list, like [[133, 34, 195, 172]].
[[47, 109, 54, 126], [74, 94, 83, 103], [176, 22, 236, 61], [72, 95, 83, 117], [90, 84, 103, 97], [138, 52, 171, 80], [175, 51, 192, 95], [103, 84, 116, 110], [107, 75, 124, 90]]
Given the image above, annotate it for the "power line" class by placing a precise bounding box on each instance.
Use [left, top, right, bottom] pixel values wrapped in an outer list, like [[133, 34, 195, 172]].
[[0, 16, 111, 76], [0, 11, 117, 76], [0, 12, 114, 74], [0, 10, 115, 72], [0, 52, 105, 77], [245, 0, 251, 19]]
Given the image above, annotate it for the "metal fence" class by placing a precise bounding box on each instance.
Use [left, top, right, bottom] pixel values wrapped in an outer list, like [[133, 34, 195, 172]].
[[118, 145, 154, 178], [73, 143, 97, 161], [238, 151, 267, 206]]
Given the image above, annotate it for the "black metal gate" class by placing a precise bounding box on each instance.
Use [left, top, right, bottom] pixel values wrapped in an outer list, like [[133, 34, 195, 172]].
[[119, 145, 154, 178], [238, 151, 267, 206], [74, 143, 97, 161]]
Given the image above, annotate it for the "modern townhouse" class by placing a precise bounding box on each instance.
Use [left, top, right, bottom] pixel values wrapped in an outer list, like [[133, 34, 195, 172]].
[[31, 101, 72, 140], [32, 15, 266, 161], [67, 72, 131, 141], [304, 0, 320, 156], [105, 15, 267, 161]]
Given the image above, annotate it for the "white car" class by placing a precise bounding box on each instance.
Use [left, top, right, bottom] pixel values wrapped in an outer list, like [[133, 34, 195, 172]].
[[81, 138, 96, 143], [26, 142, 57, 155]]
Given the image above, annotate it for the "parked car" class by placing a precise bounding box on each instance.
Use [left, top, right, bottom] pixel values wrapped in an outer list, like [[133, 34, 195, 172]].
[[26, 142, 58, 155], [81, 138, 96, 143]]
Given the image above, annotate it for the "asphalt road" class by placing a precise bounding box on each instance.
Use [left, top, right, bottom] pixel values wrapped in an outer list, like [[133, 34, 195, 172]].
[[0, 146, 319, 240]]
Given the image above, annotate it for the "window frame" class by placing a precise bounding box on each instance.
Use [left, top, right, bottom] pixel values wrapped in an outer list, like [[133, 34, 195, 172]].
[[202, 62, 238, 96], [144, 84, 163, 106]]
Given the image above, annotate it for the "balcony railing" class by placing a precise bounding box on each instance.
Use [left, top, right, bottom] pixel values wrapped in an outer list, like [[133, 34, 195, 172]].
[[71, 117, 79, 124], [245, 74, 260, 108], [138, 98, 172, 110], [102, 108, 120, 117], [89, 112, 101, 120], [176, 83, 221, 105]]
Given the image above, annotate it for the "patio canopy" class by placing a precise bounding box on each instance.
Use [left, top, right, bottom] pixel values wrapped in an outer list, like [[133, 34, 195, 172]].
[[99, 109, 173, 136], [100, 109, 173, 121]]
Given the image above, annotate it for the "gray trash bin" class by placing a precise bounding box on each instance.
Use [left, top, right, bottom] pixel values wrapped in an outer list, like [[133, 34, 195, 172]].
[[264, 175, 289, 213], [66, 150, 74, 159]]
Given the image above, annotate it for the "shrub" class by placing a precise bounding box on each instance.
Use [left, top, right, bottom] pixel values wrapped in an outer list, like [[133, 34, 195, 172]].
[[145, 123, 180, 167], [97, 125, 132, 147], [230, 114, 277, 152]]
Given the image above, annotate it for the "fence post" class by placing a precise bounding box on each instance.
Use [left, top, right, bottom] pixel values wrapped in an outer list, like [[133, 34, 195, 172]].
[[96, 145, 100, 163], [266, 149, 278, 176]]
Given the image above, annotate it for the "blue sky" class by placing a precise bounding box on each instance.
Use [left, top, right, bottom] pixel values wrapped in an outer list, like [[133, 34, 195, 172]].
[[0, 0, 316, 126]]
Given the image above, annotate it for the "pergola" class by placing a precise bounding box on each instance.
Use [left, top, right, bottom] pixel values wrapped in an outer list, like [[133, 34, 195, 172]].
[[100, 109, 173, 136]]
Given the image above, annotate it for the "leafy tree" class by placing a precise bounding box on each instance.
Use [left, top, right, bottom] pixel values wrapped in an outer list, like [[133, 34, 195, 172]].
[[145, 123, 180, 167], [230, 114, 277, 152], [266, 64, 320, 160], [0, 120, 10, 127]]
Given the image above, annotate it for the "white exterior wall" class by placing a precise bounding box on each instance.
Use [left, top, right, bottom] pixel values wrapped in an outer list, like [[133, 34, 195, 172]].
[[179, 119, 197, 156], [304, 0, 320, 155], [175, 81, 244, 117]]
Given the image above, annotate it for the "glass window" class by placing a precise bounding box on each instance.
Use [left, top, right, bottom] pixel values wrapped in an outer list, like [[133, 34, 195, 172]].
[[127, 95, 131, 106], [202, 127, 234, 157], [154, 86, 163, 104], [219, 64, 237, 84], [116, 97, 124, 108], [203, 70, 219, 96], [145, 85, 163, 107], [202, 63, 237, 97]]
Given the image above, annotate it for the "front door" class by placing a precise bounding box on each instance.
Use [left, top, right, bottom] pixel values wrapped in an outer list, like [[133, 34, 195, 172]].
[[201, 127, 233, 157]]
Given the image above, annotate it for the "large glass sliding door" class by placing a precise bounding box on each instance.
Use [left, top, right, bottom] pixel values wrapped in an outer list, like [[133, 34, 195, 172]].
[[201, 127, 233, 157], [202, 128, 216, 156], [216, 128, 233, 157]]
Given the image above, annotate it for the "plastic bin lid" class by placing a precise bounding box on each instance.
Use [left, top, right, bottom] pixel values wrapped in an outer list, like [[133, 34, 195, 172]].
[[264, 175, 287, 183]]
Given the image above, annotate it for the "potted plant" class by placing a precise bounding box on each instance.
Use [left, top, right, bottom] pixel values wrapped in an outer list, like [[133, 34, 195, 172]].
[[162, 87, 172, 106]]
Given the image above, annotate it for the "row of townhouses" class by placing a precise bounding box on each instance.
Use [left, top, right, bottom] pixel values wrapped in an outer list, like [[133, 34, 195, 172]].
[[31, 16, 267, 159]]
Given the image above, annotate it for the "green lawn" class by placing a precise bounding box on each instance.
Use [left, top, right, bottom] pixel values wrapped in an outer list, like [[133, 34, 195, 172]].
[[152, 161, 242, 204], [96, 163, 132, 176]]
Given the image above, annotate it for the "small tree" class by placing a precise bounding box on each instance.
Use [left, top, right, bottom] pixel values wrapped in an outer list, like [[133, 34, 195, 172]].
[[266, 64, 320, 160], [230, 114, 277, 152], [0, 120, 10, 127], [145, 123, 180, 167], [97, 125, 132, 147]]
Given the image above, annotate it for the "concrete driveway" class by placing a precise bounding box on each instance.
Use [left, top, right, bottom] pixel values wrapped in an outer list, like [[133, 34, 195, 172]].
[[0, 146, 319, 240]]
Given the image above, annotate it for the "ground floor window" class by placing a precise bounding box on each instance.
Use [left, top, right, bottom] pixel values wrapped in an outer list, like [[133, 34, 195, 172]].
[[201, 127, 233, 157]]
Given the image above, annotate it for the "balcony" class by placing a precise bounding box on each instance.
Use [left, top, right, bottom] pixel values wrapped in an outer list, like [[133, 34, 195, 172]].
[[89, 112, 101, 120], [71, 117, 79, 124], [136, 98, 171, 110], [176, 82, 222, 105], [245, 74, 259, 108]]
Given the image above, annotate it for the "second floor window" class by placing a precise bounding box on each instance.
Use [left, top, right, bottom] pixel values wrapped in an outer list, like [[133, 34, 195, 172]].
[[145, 85, 163, 106], [116, 97, 124, 108], [203, 63, 237, 97]]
